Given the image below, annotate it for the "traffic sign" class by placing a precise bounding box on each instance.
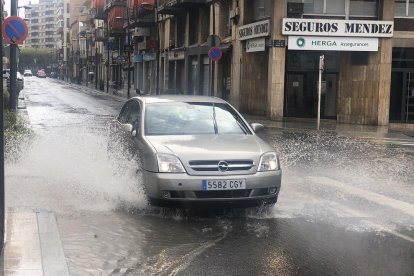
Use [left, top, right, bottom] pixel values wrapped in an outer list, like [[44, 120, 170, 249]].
[[208, 47, 222, 62], [2, 16, 29, 45]]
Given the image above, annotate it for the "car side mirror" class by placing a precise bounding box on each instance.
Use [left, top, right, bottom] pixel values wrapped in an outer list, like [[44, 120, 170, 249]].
[[251, 123, 264, 133], [122, 123, 133, 133], [131, 130, 137, 137]]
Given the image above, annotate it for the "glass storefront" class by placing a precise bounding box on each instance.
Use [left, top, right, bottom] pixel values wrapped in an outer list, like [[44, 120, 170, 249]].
[[390, 48, 414, 123], [285, 51, 339, 118]]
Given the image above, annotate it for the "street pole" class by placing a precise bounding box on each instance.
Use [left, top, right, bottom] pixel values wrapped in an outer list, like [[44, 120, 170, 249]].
[[127, 5, 131, 98], [95, 47, 98, 89], [0, 0, 5, 252], [9, 0, 18, 111], [317, 54, 324, 131], [86, 38, 89, 87], [107, 25, 110, 93]]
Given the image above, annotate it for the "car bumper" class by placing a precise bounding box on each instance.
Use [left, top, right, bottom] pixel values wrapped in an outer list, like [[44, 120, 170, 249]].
[[143, 170, 281, 208]]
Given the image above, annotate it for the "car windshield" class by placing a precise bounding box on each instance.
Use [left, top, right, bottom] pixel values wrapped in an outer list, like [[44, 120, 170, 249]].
[[145, 102, 251, 136]]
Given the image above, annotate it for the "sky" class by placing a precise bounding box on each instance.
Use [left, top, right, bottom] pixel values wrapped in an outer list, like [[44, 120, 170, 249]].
[[4, 0, 38, 17]]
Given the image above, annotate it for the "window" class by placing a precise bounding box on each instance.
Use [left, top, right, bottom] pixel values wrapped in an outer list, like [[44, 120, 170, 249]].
[[67, 3, 70, 13], [395, 0, 414, 17], [144, 103, 250, 136], [253, 0, 272, 19], [350, 0, 378, 17], [288, 0, 378, 17], [66, 18, 70, 28], [189, 12, 198, 45]]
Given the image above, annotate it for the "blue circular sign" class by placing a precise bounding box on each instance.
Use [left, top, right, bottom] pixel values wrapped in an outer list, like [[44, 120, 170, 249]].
[[2, 16, 29, 45], [208, 47, 223, 62]]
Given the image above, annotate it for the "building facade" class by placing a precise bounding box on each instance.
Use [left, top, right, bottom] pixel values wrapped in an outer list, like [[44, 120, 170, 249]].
[[65, 0, 414, 125], [156, 0, 414, 125], [25, 0, 63, 49]]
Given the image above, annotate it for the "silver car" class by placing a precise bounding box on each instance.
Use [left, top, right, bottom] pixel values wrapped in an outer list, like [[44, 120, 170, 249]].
[[110, 95, 281, 208]]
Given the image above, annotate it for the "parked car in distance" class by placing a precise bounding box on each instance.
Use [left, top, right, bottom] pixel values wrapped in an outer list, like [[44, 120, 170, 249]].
[[36, 70, 46, 78], [3, 69, 10, 79], [23, 70, 33, 77], [7, 72, 24, 91], [109, 95, 282, 208], [49, 72, 58, 78]]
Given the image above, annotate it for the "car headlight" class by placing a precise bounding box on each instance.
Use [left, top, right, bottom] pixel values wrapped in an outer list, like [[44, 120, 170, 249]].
[[258, 152, 279, 171], [156, 153, 186, 173]]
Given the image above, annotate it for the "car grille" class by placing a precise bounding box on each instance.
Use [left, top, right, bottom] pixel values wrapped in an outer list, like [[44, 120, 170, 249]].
[[194, 189, 252, 199], [189, 160, 255, 172]]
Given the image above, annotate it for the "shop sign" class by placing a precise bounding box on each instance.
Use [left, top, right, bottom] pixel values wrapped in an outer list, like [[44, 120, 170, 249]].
[[143, 53, 156, 61], [238, 19, 270, 41], [246, 38, 266, 52], [135, 54, 143, 62], [288, 36, 379, 51], [168, 50, 184, 60], [282, 18, 393, 37]]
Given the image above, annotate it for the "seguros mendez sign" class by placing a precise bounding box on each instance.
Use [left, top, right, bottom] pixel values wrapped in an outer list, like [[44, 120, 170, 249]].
[[282, 18, 393, 37]]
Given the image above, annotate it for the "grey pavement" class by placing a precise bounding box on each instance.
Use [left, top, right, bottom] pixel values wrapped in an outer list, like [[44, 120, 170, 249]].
[[3, 79, 413, 275]]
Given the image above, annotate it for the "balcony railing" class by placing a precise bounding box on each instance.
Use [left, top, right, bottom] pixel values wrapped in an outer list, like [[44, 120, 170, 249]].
[[157, 0, 211, 15]]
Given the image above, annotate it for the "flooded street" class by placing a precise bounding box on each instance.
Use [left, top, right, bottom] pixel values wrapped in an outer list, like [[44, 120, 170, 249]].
[[5, 78, 414, 275]]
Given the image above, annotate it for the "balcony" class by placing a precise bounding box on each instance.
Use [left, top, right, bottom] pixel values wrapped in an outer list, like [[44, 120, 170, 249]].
[[157, 0, 212, 15], [103, 0, 127, 13]]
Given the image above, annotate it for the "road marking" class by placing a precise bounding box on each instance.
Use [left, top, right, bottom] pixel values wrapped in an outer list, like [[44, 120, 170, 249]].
[[307, 176, 414, 217]]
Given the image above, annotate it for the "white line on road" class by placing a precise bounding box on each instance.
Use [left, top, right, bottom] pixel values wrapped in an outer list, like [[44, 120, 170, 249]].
[[307, 176, 414, 217]]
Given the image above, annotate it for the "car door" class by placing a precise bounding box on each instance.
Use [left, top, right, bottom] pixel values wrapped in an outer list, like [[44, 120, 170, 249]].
[[109, 100, 137, 159]]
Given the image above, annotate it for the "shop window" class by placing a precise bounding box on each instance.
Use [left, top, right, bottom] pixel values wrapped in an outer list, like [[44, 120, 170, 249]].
[[395, 0, 414, 17]]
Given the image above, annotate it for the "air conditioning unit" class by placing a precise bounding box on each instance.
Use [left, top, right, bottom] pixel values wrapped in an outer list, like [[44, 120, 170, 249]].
[[287, 2, 304, 14]]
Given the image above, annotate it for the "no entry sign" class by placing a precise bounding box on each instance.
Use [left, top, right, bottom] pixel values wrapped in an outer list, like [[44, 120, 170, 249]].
[[208, 47, 223, 62], [2, 16, 29, 45]]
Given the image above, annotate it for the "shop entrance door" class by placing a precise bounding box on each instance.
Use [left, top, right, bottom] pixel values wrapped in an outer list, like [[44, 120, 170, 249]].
[[390, 70, 414, 122], [285, 73, 337, 118]]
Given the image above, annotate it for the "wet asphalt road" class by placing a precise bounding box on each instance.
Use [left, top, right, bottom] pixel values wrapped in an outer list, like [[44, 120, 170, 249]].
[[6, 78, 414, 275]]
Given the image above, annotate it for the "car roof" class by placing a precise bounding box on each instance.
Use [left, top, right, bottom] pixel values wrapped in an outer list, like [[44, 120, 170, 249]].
[[133, 95, 228, 104]]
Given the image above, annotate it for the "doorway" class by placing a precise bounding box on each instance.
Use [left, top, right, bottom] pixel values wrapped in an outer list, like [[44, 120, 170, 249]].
[[285, 73, 338, 118], [390, 70, 414, 122]]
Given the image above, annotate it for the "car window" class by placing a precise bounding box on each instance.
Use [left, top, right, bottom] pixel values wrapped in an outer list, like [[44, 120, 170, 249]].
[[118, 100, 141, 127], [145, 102, 251, 136], [126, 101, 141, 131], [118, 101, 134, 124]]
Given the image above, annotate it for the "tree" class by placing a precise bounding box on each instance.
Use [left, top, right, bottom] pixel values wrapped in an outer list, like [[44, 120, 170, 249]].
[[18, 47, 56, 72]]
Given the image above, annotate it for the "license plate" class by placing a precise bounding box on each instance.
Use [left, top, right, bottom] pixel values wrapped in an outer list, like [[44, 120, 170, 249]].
[[202, 179, 246, 190]]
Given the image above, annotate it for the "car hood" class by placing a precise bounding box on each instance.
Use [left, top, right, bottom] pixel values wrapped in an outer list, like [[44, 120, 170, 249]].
[[146, 134, 273, 163]]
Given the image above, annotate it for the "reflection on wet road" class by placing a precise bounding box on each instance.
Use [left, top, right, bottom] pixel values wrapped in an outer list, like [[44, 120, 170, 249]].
[[6, 78, 414, 275]]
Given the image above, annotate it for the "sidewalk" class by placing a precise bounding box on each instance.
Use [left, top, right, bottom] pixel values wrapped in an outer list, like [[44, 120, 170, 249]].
[[2, 211, 70, 276]]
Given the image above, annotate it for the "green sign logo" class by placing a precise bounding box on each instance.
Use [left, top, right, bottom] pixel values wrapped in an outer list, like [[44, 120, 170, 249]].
[[296, 37, 305, 48]]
